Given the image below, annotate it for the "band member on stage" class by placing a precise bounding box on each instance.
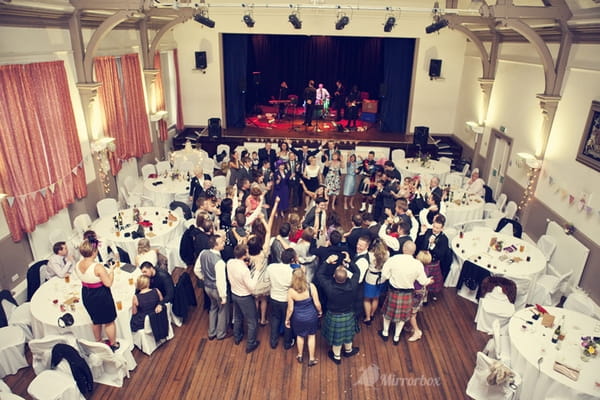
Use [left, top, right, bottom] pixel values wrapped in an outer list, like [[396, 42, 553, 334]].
[[303, 80, 317, 127], [332, 80, 346, 122], [345, 85, 361, 129], [316, 83, 330, 118], [277, 81, 289, 120]]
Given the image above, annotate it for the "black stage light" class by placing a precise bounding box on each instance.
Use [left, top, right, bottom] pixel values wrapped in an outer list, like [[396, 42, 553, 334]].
[[384, 16, 395, 32], [425, 18, 448, 34], [335, 15, 349, 30], [194, 13, 215, 28], [243, 14, 255, 28], [289, 13, 302, 29]]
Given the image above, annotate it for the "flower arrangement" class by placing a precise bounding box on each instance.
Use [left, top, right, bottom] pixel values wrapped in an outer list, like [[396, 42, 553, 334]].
[[580, 336, 599, 361], [417, 151, 431, 167]]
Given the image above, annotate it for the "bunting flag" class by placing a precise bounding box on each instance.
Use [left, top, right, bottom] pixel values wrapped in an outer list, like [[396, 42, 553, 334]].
[[542, 172, 600, 221], [49, 183, 56, 193], [40, 188, 48, 198], [7, 197, 15, 207], [72, 166, 79, 175], [568, 194, 575, 204], [586, 206, 593, 215]]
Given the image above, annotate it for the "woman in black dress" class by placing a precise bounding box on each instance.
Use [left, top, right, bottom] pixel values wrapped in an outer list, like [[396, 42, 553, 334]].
[[130, 275, 163, 332]]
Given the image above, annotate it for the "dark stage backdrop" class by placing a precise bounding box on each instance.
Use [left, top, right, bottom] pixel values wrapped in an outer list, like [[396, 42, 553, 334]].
[[222, 34, 414, 133]]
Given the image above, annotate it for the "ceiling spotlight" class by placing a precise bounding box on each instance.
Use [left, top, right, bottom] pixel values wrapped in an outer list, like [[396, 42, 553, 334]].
[[289, 13, 302, 29], [194, 12, 215, 28], [384, 16, 396, 32], [243, 14, 255, 28], [335, 15, 349, 30], [425, 18, 448, 34]]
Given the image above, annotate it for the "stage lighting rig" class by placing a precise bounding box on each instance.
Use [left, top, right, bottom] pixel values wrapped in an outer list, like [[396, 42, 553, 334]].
[[384, 16, 396, 32], [425, 18, 448, 33], [194, 8, 215, 28], [335, 14, 349, 30], [289, 13, 302, 29], [243, 14, 255, 27]]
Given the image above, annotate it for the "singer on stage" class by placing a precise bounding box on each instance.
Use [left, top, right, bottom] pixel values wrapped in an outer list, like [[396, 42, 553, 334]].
[[303, 80, 317, 127], [332, 80, 346, 122]]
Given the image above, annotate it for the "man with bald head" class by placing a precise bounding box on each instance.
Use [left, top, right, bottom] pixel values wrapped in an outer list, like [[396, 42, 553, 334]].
[[317, 253, 361, 365]]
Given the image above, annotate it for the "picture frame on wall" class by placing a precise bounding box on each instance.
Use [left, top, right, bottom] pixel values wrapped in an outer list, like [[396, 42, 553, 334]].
[[576, 100, 600, 172]]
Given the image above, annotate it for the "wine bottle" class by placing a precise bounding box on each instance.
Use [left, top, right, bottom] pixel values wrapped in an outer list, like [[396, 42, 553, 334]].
[[551, 323, 561, 344]]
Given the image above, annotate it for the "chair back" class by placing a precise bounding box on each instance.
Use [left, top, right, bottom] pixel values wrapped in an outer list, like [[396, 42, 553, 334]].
[[461, 163, 470, 177], [141, 164, 156, 179], [0, 291, 18, 328], [438, 156, 452, 167], [169, 201, 192, 220], [480, 276, 517, 304], [466, 351, 521, 400], [536, 234, 557, 262], [564, 289, 600, 319], [27, 260, 48, 302], [212, 175, 227, 197], [72, 213, 92, 236], [483, 185, 495, 203], [29, 334, 78, 375], [504, 201, 517, 219], [496, 193, 507, 212], [96, 198, 118, 219], [494, 218, 522, 239], [391, 148, 405, 164], [155, 161, 171, 176]]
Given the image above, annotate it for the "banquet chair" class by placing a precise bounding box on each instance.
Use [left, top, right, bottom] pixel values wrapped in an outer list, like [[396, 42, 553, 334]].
[[529, 264, 572, 306], [494, 218, 522, 239], [483, 185, 495, 204], [563, 289, 600, 319], [0, 326, 28, 378], [503, 201, 517, 219], [438, 156, 453, 167], [483, 320, 512, 366], [27, 366, 85, 400], [1, 293, 33, 341], [132, 310, 174, 355], [155, 161, 171, 176], [141, 163, 156, 179], [96, 198, 118, 219], [213, 144, 230, 168], [0, 290, 18, 328], [212, 175, 227, 198], [72, 213, 92, 236], [29, 334, 79, 375], [169, 201, 193, 220], [453, 219, 488, 233], [495, 193, 507, 213], [444, 173, 464, 189], [0, 378, 11, 392], [536, 234, 557, 263], [466, 352, 521, 400], [77, 338, 135, 387], [119, 176, 145, 208], [202, 158, 215, 177], [26, 260, 48, 301], [391, 148, 405, 164], [475, 277, 516, 333]]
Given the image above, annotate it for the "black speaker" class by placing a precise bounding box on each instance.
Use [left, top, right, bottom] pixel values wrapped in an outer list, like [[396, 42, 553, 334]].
[[429, 59, 442, 78], [414, 126, 429, 147], [195, 51, 207, 69], [208, 118, 221, 138]]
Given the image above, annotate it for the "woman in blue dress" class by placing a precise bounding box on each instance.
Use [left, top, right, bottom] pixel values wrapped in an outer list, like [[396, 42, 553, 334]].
[[285, 268, 322, 366], [343, 153, 359, 210], [272, 160, 290, 217]]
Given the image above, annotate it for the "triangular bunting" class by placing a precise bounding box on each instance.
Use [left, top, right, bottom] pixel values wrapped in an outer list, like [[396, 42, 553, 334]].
[[17, 194, 27, 205], [49, 183, 56, 193], [585, 206, 593, 215], [29, 192, 37, 201], [40, 188, 48, 198], [568, 194, 575, 204], [7, 196, 15, 207], [72, 166, 79, 175]]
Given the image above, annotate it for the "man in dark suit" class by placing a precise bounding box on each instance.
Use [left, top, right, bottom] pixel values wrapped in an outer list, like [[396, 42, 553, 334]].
[[302, 197, 327, 230], [289, 140, 319, 174], [344, 213, 371, 258], [332, 80, 346, 122], [361, 212, 380, 239], [383, 160, 402, 182], [303, 80, 317, 127], [416, 214, 452, 280], [237, 156, 253, 190], [427, 176, 443, 200], [258, 142, 278, 171]]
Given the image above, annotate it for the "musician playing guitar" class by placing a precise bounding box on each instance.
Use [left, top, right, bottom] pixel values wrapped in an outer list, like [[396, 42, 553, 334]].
[[315, 83, 330, 119], [345, 85, 361, 129]]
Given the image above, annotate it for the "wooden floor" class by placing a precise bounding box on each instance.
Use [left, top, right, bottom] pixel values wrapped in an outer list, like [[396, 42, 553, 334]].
[[5, 280, 488, 399]]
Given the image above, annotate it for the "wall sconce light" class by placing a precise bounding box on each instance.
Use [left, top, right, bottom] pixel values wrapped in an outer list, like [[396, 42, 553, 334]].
[[91, 137, 116, 194], [466, 121, 484, 135], [150, 110, 168, 122], [0, 193, 6, 200], [517, 152, 542, 170]]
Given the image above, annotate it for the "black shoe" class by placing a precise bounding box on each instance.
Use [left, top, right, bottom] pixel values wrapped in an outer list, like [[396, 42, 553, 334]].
[[327, 350, 341, 365], [216, 332, 232, 341], [208, 335, 216, 341], [270, 340, 278, 349], [234, 337, 243, 345], [342, 347, 359, 357], [283, 338, 295, 350], [378, 331, 389, 342], [246, 341, 260, 354], [363, 319, 372, 326]]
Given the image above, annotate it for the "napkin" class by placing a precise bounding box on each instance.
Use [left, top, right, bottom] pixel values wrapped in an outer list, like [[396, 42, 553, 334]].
[[120, 263, 136, 273], [553, 361, 580, 381]]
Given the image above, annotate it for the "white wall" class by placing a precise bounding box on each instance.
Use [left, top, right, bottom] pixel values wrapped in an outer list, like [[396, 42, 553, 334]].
[[453, 55, 484, 148]]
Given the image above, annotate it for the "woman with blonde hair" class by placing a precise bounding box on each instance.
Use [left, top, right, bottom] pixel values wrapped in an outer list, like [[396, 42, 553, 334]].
[[362, 238, 389, 325], [135, 238, 158, 268], [75, 238, 119, 351], [285, 268, 322, 366], [130, 275, 163, 332]]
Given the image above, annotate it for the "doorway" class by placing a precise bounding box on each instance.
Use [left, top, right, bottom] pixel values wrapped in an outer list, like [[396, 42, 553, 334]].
[[486, 129, 512, 200]]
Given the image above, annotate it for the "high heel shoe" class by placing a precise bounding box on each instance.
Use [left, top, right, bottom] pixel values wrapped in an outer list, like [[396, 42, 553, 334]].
[[408, 330, 423, 342]]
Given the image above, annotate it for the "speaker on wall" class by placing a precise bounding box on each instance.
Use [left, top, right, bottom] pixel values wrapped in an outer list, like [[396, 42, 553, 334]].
[[195, 51, 207, 69], [208, 118, 221, 138], [429, 59, 442, 78], [414, 126, 429, 147]]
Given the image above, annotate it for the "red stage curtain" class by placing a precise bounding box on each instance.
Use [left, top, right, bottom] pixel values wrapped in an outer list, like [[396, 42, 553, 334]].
[[0, 61, 87, 241], [154, 52, 168, 141], [173, 49, 185, 131]]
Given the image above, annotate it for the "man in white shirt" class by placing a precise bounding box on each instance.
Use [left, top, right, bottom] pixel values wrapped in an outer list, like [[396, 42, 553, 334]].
[[199, 234, 229, 340], [379, 241, 432, 345], [227, 243, 261, 353], [46, 241, 75, 281], [315, 83, 330, 106], [265, 248, 296, 349]]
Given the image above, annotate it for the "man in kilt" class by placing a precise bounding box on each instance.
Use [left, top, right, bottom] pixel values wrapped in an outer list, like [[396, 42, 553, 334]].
[[379, 241, 433, 345], [317, 253, 361, 364]]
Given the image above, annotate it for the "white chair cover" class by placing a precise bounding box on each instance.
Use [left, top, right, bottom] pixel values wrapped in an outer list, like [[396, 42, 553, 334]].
[[28, 334, 79, 375], [0, 326, 28, 378], [156, 161, 171, 176], [496, 193, 507, 212], [438, 156, 452, 167], [466, 352, 521, 400], [141, 164, 156, 179], [202, 158, 215, 177], [72, 214, 92, 236], [77, 338, 134, 387], [132, 313, 174, 355], [475, 287, 515, 334], [504, 201, 517, 220], [96, 198, 118, 219], [536, 234, 557, 262], [212, 175, 227, 198], [391, 148, 405, 164], [529, 264, 572, 306], [563, 289, 600, 319], [7, 302, 33, 342], [27, 367, 85, 400]]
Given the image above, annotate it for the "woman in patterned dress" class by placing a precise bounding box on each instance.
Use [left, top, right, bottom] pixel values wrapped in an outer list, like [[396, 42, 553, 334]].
[[343, 153, 359, 210], [324, 151, 342, 209]]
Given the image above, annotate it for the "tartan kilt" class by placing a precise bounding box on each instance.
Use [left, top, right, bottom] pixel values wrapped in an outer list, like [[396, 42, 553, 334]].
[[383, 288, 413, 322], [321, 311, 359, 346], [424, 261, 443, 294], [412, 288, 427, 314]]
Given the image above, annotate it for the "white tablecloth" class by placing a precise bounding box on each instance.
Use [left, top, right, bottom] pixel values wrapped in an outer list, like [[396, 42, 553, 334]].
[[447, 231, 546, 306], [508, 307, 600, 400], [144, 177, 190, 208], [396, 158, 451, 185], [171, 148, 207, 170], [30, 269, 140, 344], [443, 196, 485, 228], [91, 207, 183, 261]]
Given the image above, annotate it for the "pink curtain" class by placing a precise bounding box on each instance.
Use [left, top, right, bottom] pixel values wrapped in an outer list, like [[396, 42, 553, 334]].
[[154, 52, 168, 141], [173, 49, 185, 131], [0, 61, 87, 241], [95, 54, 152, 174]]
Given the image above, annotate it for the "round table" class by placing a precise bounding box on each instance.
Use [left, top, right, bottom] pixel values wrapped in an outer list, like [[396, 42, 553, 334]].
[[30, 269, 140, 344], [508, 306, 600, 399], [443, 195, 485, 228], [449, 231, 546, 306], [396, 158, 451, 185], [91, 207, 183, 261], [143, 177, 190, 208], [171, 148, 207, 171]]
